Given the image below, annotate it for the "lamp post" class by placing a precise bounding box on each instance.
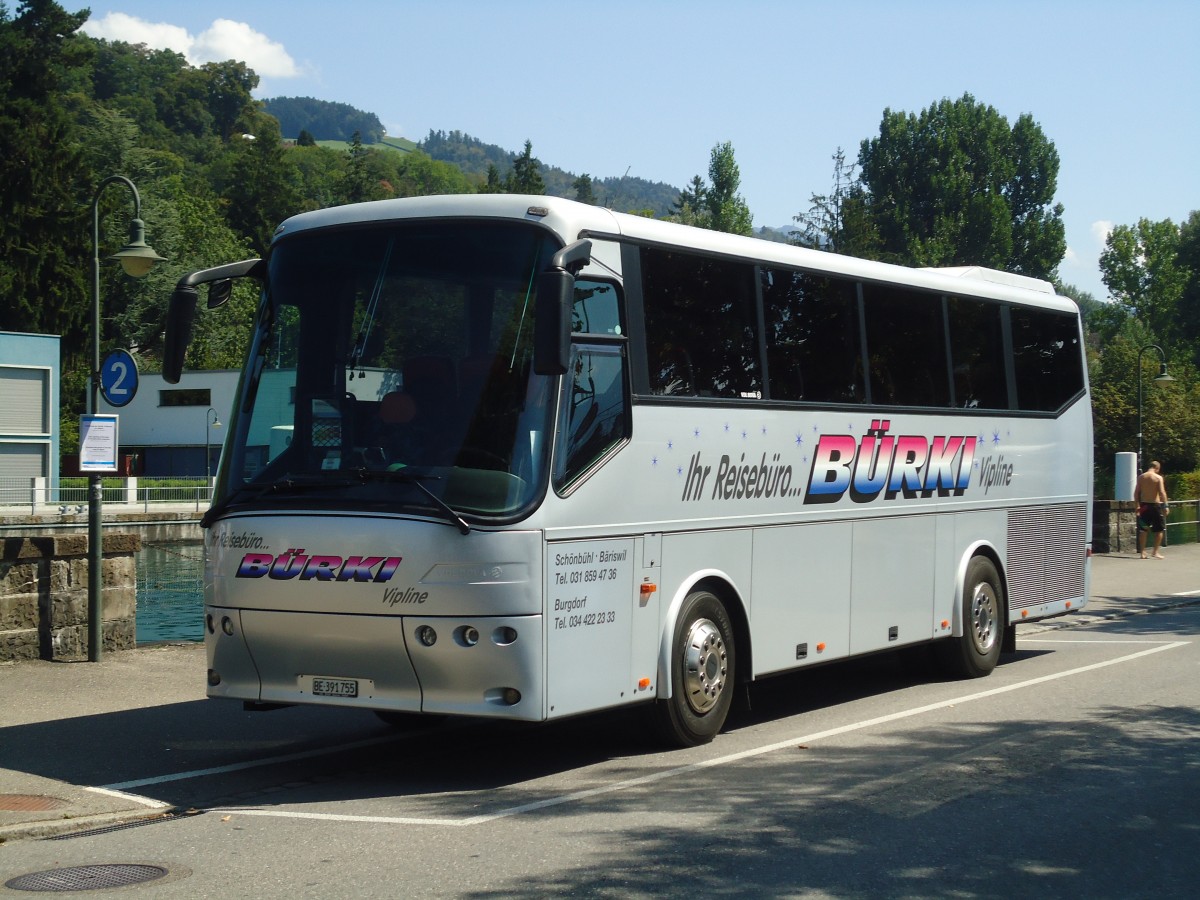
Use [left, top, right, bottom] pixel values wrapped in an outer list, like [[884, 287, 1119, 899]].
[[205, 407, 222, 485], [88, 176, 165, 661], [1136, 344, 1174, 473]]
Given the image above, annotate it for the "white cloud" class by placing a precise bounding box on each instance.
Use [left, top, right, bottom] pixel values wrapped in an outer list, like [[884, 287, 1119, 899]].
[[1063, 246, 1079, 265], [82, 12, 192, 56], [192, 19, 300, 78], [1091, 220, 1115, 248], [81, 13, 300, 79]]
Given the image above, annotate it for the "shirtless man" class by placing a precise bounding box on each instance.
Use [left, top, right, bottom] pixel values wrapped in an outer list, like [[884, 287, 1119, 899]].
[[1136, 460, 1170, 559]]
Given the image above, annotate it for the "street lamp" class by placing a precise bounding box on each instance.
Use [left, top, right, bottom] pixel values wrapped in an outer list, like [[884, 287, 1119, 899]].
[[206, 407, 222, 485], [1136, 344, 1175, 473], [88, 176, 165, 662]]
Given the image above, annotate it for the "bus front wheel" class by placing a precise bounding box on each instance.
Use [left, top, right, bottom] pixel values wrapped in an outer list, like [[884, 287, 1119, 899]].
[[656, 590, 735, 747], [937, 556, 1004, 678]]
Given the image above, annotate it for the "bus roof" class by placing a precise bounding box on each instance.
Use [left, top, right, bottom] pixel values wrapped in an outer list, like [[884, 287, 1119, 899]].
[[273, 194, 1077, 313]]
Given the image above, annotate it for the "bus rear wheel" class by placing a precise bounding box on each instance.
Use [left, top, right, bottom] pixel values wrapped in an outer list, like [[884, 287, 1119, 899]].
[[937, 556, 1004, 678], [656, 590, 735, 747]]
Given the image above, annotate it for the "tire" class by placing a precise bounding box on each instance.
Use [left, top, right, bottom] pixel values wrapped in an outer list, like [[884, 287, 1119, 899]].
[[655, 590, 736, 747], [937, 556, 1004, 678]]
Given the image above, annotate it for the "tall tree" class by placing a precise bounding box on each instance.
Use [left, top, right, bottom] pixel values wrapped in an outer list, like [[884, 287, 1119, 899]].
[[342, 130, 373, 204], [705, 141, 753, 236], [792, 147, 878, 256], [1176, 210, 1200, 364], [482, 163, 503, 193], [673, 175, 707, 216], [857, 93, 1065, 278], [506, 140, 545, 194], [572, 173, 596, 205], [202, 59, 258, 141], [1099, 217, 1187, 350], [0, 0, 92, 348], [207, 106, 301, 256]]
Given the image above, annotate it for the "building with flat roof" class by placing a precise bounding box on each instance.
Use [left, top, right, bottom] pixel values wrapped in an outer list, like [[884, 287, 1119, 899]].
[[0, 331, 60, 495], [97, 370, 240, 477]]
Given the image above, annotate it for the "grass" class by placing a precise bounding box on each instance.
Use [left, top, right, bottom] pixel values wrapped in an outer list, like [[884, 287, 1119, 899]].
[[311, 134, 415, 154]]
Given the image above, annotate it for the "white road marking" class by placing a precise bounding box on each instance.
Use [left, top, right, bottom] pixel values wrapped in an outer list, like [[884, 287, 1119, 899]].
[[179, 640, 1187, 827], [85, 786, 171, 809], [100, 734, 401, 791], [1020, 639, 1185, 644]]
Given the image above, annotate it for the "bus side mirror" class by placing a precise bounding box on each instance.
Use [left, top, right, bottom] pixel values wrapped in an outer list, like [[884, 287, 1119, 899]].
[[533, 239, 591, 376], [163, 285, 199, 384], [161, 258, 264, 384], [534, 269, 572, 375]]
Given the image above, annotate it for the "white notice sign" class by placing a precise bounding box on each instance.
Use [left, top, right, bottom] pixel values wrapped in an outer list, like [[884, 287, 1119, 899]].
[[80, 414, 119, 473]]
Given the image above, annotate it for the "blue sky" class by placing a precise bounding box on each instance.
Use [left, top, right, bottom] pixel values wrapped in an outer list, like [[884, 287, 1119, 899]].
[[77, 1, 1199, 302]]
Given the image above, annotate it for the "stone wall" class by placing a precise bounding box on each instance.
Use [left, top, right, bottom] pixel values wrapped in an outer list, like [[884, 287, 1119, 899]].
[[0, 534, 141, 661], [1093, 500, 1139, 554]]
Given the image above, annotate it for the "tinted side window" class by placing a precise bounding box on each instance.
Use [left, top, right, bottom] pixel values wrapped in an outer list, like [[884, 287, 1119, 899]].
[[642, 248, 761, 398], [572, 279, 622, 336], [861, 285, 950, 407], [1010, 307, 1084, 412], [554, 344, 628, 488], [946, 297, 1008, 409], [761, 269, 863, 403]]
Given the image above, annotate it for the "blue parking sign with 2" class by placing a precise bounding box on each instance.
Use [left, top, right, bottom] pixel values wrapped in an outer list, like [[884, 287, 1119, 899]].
[[101, 349, 139, 407]]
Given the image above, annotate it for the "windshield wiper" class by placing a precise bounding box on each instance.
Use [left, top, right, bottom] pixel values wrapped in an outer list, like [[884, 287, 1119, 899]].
[[201, 473, 362, 527], [204, 470, 472, 535], [352, 468, 471, 535]]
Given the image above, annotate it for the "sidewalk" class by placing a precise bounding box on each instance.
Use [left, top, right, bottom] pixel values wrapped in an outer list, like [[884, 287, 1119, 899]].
[[2, 544, 1198, 843]]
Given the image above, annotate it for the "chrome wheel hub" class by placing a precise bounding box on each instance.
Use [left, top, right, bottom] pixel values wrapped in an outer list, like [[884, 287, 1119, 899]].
[[971, 582, 998, 653], [682, 618, 727, 715]]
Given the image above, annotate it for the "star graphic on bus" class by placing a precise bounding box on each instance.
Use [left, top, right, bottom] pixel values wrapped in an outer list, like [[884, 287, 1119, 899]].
[[992, 429, 1002, 446]]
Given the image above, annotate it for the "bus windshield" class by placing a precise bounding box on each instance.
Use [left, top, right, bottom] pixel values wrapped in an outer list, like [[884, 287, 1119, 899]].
[[217, 220, 560, 521]]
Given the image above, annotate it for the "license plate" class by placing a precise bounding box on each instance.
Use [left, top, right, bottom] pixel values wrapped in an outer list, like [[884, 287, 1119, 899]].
[[311, 677, 358, 698]]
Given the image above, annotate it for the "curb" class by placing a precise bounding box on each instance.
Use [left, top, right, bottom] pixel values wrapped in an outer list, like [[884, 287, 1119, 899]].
[[1019, 594, 1200, 633], [0, 808, 182, 845]]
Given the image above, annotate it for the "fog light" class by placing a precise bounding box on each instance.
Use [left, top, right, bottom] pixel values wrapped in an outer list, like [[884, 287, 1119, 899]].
[[221, 616, 234, 636], [502, 688, 521, 706], [416, 625, 437, 647], [492, 626, 517, 646], [207, 669, 221, 686]]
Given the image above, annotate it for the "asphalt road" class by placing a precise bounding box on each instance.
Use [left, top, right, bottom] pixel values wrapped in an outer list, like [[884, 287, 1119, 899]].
[[1, 551, 1198, 898]]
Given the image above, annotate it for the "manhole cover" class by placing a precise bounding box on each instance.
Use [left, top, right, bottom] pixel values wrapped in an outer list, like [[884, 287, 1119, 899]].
[[0, 794, 67, 812], [5, 864, 169, 892]]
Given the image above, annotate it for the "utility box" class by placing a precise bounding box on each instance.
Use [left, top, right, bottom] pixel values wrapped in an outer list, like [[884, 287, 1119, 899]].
[[1115, 452, 1137, 501]]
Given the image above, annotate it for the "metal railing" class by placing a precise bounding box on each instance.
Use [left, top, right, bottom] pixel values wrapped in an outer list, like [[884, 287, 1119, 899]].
[[0, 476, 214, 514], [1165, 498, 1200, 546]]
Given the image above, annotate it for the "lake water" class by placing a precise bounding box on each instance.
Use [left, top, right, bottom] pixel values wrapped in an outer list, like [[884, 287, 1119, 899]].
[[136, 542, 205, 643]]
